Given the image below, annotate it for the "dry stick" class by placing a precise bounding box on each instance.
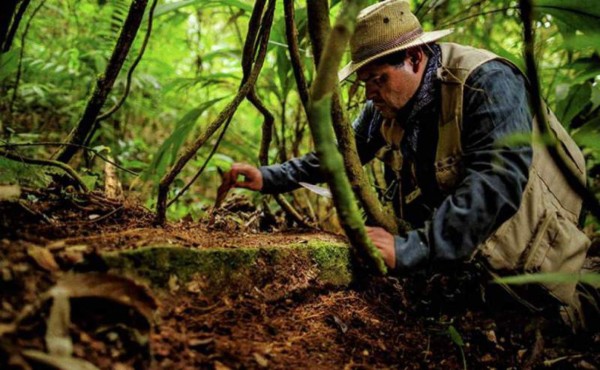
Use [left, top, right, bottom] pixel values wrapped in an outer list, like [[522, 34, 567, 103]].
[[283, 0, 309, 111], [95, 0, 160, 123], [308, 0, 399, 234], [55, 0, 149, 163], [249, 90, 310, 227], [307, 0, 387, 274], [10, 0, 45, 111], [0, 141, 139, 175], [155, 0, 277, 224], [166, 1, 270, 208], [519, 0, 600, 220], [0, 150, 88, 192], [166, 116, 234, 208], [3, 0, 31, 52]]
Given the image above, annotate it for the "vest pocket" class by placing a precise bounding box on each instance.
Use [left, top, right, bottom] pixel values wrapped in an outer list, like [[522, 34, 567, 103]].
[[434, 156, 463, 192], [523, 210, 556, 272]]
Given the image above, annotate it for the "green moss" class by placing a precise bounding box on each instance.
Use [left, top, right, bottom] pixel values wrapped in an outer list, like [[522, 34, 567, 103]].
[[0, 156, 58, 187], [102, 241, 354, 296]]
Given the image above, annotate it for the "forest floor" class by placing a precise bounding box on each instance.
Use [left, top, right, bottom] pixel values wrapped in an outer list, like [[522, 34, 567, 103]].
[[1, 188, 599, 369]]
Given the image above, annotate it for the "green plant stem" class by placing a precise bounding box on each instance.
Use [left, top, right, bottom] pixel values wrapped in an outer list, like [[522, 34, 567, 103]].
[[307, 0, 386, 275], [10, 0, 45, 112], [156, 0, 276, 225], [0, 141, 139, 175], [95, 0, 160, 123], [0, 150, 88, 191]]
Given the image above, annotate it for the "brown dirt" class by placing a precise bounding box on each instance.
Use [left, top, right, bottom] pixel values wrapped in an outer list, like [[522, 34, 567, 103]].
[[1, 189, 599, 369]]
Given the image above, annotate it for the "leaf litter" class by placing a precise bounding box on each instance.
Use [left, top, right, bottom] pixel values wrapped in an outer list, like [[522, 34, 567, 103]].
[[0, 188, 599, 369]]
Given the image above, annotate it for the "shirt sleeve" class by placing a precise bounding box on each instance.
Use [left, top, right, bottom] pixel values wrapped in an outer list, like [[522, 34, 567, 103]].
[[259, 101, 384, 194], [394, 61, 534, 271]]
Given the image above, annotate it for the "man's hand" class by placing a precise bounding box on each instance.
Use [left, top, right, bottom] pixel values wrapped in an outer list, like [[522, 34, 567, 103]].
[[366, 226, 396, 269], [225, 163, 263, 191]]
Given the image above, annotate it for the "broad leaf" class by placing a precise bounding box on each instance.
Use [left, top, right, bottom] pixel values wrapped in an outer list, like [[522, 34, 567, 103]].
[[154, 0, 253, 17], [144, 97, 225, 180], [536, 0, 600, 35], [555, 82, 592, 126]]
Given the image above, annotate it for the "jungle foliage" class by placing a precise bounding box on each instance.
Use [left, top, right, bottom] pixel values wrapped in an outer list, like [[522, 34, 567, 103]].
[[1, 0, 599, 234]]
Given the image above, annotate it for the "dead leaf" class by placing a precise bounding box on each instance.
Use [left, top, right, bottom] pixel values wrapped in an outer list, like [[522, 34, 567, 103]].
[[46, 287, 72, 357], [0, 184, 21, 201], [253, 352, 268, 368], [22, 349, 99, 370], [188, 337, 214, 348], [332, 315, 348, 334], [214, 360, 231, 370], [27, 245, 59, 272], [485, 330, 497, 343], [51, 273, 158, 322]]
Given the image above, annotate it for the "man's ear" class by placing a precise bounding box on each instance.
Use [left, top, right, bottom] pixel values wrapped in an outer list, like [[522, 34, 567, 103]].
[[406, 47, 424, 73]]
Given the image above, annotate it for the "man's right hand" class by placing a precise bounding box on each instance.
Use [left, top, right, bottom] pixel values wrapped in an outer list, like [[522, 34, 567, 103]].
[[225, 163, 263, 191]]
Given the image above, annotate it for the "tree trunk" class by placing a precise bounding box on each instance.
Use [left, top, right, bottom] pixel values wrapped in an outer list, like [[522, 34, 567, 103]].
[[307, 0, 387, 275], [56, 0, 149, 163], [307, 0, 400, 235]]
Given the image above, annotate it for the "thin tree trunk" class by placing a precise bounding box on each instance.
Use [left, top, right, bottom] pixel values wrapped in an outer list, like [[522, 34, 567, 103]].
[[307, 0, 400, 234], [156, 0, 277, 224], [0, 0, 19, 51], [307, 0, 387, 274], [2, 0, 30, 52], [55, 0, 149, 163]]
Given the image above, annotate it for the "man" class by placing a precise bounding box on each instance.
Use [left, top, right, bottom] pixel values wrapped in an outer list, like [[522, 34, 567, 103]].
[[225, 0, 590, 325]]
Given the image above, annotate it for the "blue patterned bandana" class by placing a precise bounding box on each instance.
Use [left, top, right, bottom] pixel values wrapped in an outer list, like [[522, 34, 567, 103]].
[[397, 44, 442, 159]]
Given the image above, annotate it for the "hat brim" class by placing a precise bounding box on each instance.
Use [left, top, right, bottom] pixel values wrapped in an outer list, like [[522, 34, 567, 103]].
[[338, 29, 453, 82]]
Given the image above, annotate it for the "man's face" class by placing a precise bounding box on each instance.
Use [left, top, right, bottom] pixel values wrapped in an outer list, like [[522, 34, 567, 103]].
[[357, 58, 423, 119]]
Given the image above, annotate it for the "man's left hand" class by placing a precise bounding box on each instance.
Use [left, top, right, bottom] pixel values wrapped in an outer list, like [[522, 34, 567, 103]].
[[366, 226, 396, 269]]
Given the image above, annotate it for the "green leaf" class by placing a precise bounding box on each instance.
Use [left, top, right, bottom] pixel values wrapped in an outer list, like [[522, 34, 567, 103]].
[[555, 82, 592, 126], [495, 272, 600, 287], [144, 97, 225, 180], [447, 325, 464, 347], [154, 0, 253, 17], [567, 118, 600, 151], [0, 50, 19, 81], [536, 0, 600, 34]]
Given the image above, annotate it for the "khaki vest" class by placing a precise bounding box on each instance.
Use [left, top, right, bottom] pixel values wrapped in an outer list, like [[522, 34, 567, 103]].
[[377, 43, 591, 316]]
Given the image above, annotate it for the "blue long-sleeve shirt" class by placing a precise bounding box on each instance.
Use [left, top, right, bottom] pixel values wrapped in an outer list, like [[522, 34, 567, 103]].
[[259, 56, 533, 273]]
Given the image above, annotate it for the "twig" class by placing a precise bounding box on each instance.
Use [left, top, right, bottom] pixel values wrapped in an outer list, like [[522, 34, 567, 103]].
[[95, 0, 160, 123], [519, 0, 600, 220], [88, 205, 124, 223], [283, 0, 309, 111], [156, 0, 276, 224], [10, 0, 46, 111], [439, 7, 516, 28], [3, 0, 31, 52], [274, 194, 313, 229], [166, 116, 233, 208], [0, 149, 88, 191], [0, 141, 139, 175]]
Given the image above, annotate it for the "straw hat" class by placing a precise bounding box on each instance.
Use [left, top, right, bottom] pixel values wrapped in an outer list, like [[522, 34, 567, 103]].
[[338, 0, 453, 81]]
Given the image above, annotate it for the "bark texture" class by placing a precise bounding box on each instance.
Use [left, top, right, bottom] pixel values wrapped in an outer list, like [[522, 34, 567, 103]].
[[307, 0, 387, 275], [56, 0, 149, 163]]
